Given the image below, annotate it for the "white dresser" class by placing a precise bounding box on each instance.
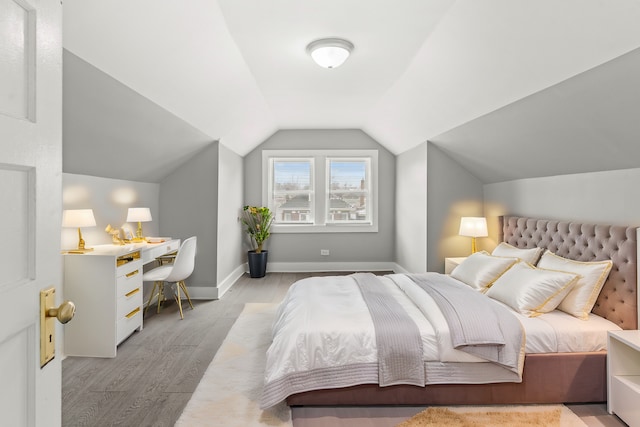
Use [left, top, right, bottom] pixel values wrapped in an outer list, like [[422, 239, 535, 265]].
[[63, 240, 180, 357]]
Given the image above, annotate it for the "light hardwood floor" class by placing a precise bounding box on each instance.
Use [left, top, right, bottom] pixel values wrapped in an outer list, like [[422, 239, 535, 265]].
[[62, 272, 627, 427]]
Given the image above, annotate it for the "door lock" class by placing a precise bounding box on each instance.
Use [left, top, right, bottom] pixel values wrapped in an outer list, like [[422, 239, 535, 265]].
[[40, 287, 75, 367]]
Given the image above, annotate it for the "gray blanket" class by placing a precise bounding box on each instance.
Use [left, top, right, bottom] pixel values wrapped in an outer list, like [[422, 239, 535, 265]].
[[409, 273, 525, 375], [352, 273, 425, 386]]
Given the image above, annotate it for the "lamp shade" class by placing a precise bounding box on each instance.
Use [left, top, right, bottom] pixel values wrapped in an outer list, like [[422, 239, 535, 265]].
[[62, 209, 96, 228], [126, 207, 152, 223], [458, 217, 488, 238], [307, 38, 354, 69]]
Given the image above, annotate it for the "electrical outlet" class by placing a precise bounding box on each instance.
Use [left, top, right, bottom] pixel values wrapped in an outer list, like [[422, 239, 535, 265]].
[[320, 249, 330, 256]]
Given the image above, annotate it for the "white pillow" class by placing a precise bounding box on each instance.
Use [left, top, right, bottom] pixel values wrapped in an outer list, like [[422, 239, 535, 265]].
[[486, 261, 579, 317], [537, 251, 613, 320], [491, 242, 543, 265], [450, 251, 518, 290]]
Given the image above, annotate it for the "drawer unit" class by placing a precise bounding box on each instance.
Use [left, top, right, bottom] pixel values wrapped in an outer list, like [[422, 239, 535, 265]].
[[64, 249, 144, 358], [142, 240, 180, 265], [607, 330, 640, 427], [610, 375, 640, 425]]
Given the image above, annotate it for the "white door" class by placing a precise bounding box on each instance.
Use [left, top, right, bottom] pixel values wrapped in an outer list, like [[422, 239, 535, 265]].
[[0, 0, 63, 426]]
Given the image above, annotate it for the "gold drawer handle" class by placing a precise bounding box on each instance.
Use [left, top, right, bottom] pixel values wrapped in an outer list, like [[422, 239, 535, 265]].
[[125, 269, 139, 278], [125, 288, 140, 298], [125, 307, 141, 319]]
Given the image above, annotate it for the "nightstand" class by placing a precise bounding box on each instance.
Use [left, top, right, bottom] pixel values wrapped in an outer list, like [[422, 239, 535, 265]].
[[444, 257, 467, 274], [607, 330, 640, 426]]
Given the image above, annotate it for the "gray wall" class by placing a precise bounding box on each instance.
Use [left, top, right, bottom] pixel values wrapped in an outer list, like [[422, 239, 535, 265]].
[[160, 142, 218, 295], [217, 144, 245, 286], [244, 129, 395, 264], [61, 173, 160, 250], [484, 168, 640, 242], [426, 143, 485, 272], [394, 142, 485, 273], [395, 143, 428, 273]]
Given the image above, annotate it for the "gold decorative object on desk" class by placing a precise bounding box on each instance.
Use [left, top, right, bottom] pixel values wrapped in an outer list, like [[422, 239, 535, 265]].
[[126, 207, 152, 242], [62, 209, 97, 253], [105, 224, 127, 245]]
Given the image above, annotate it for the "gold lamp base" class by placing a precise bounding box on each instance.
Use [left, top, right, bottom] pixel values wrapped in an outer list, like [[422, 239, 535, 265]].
[[131, 221, 146, 242], [67, 228, 94, 254]]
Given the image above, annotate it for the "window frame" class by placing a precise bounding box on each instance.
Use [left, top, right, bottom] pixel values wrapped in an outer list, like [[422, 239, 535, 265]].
[[262, 149, 378, 233]]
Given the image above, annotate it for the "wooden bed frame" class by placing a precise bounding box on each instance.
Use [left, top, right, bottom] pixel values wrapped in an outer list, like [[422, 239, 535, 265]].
[[287, 216, 638, 406]]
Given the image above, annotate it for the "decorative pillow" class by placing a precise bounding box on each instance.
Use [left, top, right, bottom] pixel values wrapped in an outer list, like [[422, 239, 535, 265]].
[[491, 242, 544, 265], [486, 261, 579, 317], [537, 251, 613, 320], [450, 251, 518, 290]]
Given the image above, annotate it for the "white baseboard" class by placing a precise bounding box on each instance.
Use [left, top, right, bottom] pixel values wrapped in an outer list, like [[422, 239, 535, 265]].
[[253, 261, 403, 273], [217, 264, 246, 298], [186, 285, 219, 300], [391, 263, 411, 274]]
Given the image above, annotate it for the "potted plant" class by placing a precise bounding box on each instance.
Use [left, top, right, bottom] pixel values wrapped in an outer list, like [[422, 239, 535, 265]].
[[241, 205, 274, 278]]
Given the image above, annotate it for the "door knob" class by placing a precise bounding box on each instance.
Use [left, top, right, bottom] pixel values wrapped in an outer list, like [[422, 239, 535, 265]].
[[46, 300, 76, 324], [40, 287, 75, 367]]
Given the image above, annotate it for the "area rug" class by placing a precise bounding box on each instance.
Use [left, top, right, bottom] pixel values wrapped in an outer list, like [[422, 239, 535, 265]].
[[175, 302, 586, 427], [175, 303, 291, 427], [396, 405, 586, 427]]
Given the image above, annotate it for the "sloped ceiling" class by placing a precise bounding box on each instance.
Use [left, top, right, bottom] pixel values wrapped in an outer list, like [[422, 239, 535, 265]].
[[430, 47, 640, 184], [62, 0, 640, 183]]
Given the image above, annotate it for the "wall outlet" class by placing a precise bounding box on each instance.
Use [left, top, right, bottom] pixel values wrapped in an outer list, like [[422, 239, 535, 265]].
[[320, 249, 330, 256]]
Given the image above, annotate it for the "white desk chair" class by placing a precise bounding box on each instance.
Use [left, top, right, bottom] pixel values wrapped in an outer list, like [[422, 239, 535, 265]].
[[143, 236, 197, 319]]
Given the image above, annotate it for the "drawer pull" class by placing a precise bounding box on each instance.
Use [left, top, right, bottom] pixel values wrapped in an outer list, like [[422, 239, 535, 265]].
[[125, 288, 140, 298], [125, 269, 139, 278], [125, 307, 141, 319]]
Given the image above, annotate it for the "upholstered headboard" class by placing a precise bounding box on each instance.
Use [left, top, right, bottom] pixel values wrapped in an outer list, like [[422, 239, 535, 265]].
[[499, 216, 637, 330]]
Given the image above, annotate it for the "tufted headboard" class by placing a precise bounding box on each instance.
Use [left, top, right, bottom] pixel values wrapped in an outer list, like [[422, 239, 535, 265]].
[[499, 216, 637, 330]]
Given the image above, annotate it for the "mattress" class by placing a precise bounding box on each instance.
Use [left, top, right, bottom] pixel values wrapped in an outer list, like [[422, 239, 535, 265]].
[[262, 273, 620, 408]]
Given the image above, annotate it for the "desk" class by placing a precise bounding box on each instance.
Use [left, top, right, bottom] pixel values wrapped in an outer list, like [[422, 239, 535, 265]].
[[63, 239, 180, 358]]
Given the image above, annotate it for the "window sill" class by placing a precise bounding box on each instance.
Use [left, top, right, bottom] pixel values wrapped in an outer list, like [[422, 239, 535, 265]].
[[272, 223, 378, 234]]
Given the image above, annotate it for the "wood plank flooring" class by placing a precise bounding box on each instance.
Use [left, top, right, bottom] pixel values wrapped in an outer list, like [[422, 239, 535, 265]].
[[62, 272, 626, 427]]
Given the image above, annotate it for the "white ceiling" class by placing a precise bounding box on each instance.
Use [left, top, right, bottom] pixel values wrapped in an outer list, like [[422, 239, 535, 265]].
[[62, 0, 640, 182]]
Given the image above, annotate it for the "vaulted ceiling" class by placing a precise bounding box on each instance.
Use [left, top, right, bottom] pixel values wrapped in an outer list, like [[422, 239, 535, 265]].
[[62, 0, 640, 183]]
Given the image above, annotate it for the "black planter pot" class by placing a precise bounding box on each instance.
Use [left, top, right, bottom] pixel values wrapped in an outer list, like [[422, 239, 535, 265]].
[[247, 250, 268, 278]]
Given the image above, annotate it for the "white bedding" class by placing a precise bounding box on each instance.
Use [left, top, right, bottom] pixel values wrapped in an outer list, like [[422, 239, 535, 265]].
[[262, 273, 620, 408]]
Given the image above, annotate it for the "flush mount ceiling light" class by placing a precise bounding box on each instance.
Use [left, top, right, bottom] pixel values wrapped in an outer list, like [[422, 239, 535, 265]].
[[306, 38, 354, 69]]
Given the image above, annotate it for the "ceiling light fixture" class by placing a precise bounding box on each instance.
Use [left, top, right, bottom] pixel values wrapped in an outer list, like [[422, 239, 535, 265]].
[[306, 38, 354, 69]]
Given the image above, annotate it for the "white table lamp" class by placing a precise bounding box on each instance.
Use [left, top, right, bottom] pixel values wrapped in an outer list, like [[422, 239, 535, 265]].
[[62, 209, 97, 252], [459, 217, 488, 254], [127, 207, 152, 242]]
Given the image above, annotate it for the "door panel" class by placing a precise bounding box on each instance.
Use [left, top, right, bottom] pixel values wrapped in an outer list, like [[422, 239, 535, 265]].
[[0, 0, 35, 120], [0, 165, 33, 289], [0, 0, 62, 425]]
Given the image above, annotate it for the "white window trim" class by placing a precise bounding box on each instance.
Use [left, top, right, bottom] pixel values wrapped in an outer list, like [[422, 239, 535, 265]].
[[262, 149, 378, 233]]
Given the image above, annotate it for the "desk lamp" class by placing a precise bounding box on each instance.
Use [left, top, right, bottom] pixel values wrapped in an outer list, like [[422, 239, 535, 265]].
[[127, 207, 152, 242], [62, 209, 97, 253], [459, 217, 488, 254]]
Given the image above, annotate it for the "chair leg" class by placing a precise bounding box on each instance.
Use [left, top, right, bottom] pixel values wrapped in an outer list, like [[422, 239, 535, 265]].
[[174, 282, 184, 319], [145, 281, 160, 315], [179, 280, 194, 310], [156, 281, 165, 314]]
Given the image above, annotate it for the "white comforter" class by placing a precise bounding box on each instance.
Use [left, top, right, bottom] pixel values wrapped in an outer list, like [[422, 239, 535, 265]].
[[261, 273, 618, 408]]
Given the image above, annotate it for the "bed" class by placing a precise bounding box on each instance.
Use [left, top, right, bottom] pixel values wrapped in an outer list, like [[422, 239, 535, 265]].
[[262, 216, 637, 408]]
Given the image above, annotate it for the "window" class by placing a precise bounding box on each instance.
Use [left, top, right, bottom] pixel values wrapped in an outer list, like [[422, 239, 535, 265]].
[[272, 159, 314, 224], [327, 158, 370, 224], [263, 150, 378, 233]]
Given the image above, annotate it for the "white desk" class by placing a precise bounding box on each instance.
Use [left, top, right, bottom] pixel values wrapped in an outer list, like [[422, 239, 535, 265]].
[[63, 239, 180, 358]]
